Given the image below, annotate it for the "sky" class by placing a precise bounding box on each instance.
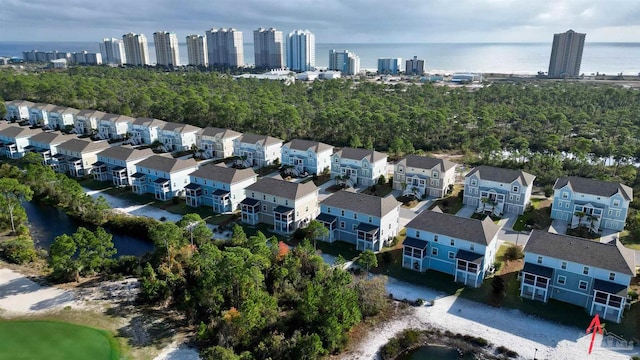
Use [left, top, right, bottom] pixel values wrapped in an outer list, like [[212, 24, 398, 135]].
[[1, 0, 639, 43]]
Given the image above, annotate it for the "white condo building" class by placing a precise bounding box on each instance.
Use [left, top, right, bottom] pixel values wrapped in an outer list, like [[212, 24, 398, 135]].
[[99, 38, 127, 65], [287, 30, 315, 72], [206, 28, 244, 67], [186, 35, 208, 67], [153, 31, 180, 67], [253, 28, 284, 69], [328, 50, 360, 75], [122, 33, 150, 66]]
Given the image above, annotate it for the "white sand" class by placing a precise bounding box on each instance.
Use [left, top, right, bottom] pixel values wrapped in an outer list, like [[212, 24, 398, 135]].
[[0, 268, 75, 315], [153, 341, 200, 360]]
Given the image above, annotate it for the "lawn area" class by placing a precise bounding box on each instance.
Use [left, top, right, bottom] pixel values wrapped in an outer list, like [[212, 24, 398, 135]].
[[0, 320, 121, 360], [361, 183, 394, 197], [315, 240, 362, 262], [512, 198, 552, 231], [619, 230, 640, 250], [429, 184, 463, 214]]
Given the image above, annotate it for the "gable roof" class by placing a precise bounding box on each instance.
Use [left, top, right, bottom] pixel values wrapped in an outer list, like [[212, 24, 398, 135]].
[[31, 103, 57, 111], [29, 131, 76, 145], [198, 127, 242, 139], [320, 190, 400, 217], [334, 147, 387, 163], [135, 155, 198, 173], [161, 122, 201, 133], [405, 209, 501, 245], [132, 117, 167, 128], [553, 176, 633, 201], [6, 100, 35, 107], [97, 146, 154, 161], [525, 230, 635, 275], [58, 139, 110, 153], [239, 133, 283, 147], [189, 164, 256, 184], [284, 139, 333, 153], [466, 165, 535, 186], [399, 155, 457, 172], [0, 126, 42, 138], [103, 114, 135, 123], [246, 177, 317, 200], [51, 106, 80, 115], [76, 110, 106, 119]]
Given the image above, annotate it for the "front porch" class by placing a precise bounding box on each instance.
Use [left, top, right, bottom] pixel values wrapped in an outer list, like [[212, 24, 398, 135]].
[[131, 173, 147, 194], [92, 161, 110, 182], [477, 190, 505, 217], [185, 183, 202, 207], [403, 176, 427, 198], [454, 250, 485, 288], [356, 223, 380, 252], [571, 203, 603, 230], [590, 279, 628, 323], [111, 167, 128, 187], [153, 178, 171, 201], [402, 237, 429, 272], [67, 157, 84, 177], [240, 198, 260, 225], [316, 213, 338, 242], [519, 262, 553, 302], [212, 189, 232, 213], [273, 206, 295, 234]]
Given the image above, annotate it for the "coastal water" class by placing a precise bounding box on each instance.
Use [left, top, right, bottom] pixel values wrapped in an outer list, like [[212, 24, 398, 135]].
[[23, 201, 154, 257], [1, 41, 639, 75]]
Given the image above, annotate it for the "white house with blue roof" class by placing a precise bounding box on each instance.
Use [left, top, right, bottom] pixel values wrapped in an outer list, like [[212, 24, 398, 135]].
[[131, 155, 199, 200], [281, 139, 333, 176], [185, 164, 257, 213], [330, 147, 388, 187], [521, 231, 636, 323], [402, 208, 501, 288], [463, 165, 535, 216], [317, 190, 400, 252], [550, 176, 633, 232]]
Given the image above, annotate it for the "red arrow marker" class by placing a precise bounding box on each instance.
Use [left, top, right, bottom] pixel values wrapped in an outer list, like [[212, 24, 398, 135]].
[[586, 314, 603, 354]]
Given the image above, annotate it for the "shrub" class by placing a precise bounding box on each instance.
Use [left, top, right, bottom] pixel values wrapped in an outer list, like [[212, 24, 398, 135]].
[[1, 236, 37, 264], [628, 290, 638, 301], [544, 185, 554, 197], [469, 336, 489, 347], [503, 244, 524, 261], [415, 298, 424, 306]]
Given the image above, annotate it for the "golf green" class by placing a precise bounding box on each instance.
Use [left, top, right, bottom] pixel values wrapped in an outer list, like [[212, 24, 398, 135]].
[[0, 320, 121, 360]]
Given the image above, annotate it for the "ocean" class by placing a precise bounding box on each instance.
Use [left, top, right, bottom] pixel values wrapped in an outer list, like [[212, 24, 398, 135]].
[[1, 41, 639, 75]]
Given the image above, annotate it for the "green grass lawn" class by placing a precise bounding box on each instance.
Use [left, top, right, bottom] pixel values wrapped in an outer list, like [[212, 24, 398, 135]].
[[0, 320, 121, 360]]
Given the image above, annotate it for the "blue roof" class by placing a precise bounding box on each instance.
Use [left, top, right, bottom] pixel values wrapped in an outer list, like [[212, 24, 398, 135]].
[[403, 237, 428, 250]]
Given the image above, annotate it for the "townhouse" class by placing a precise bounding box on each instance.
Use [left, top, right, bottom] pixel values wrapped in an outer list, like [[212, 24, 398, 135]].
[[0, 126, 42, 159], [74, 110, 106, 135], [550, 176, 632, 232], [28, 103, 57, 128], [281, 139, 333, 176], [54, 139, 110, 177], [240, 177, 318, 233], [48, 106, 80, 131], [463, 165, 535, 216], [393, 155, 457, 198], [128, 117, 167, 146], [197, 127, 242, 159], [97, 113, 135, 140], [5, 100, 34, 121], [131, 155, 199, 200], [185, 164, 257, 213], [158, 122, 201, 152], [92, 146, 155, 186], [233, 133, 283, 168], [27, 131, 77, 165], [521, 231, 635, 323], [317, 190, 400, 252], [330, 147, 387, 187], [402, 208, 501, 288]]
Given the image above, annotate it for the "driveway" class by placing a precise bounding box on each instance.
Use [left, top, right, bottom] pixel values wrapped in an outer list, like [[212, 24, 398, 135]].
[[398, 199, 435, 229], [549, 220, 569, 234], [455, 205, 475, 218], [496, 213, 530, 247]]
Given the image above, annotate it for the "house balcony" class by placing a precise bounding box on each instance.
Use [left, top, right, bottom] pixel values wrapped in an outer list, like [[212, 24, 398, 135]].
[[403, 177, 427, 198], [402, 237, 429, 272], [50, 154, 67, 172], [273, 206, 295, 234], [37, 149, 52, 165], [3, 143, 19, 159], [477, 193, 505, 217], [67, 158, 84, 177], [340, 167, 358, 186], [185, 183, 203, 207], [153, 178, 171, 201], [571, 205, 603, 230], [111, 167, 128, 187], [129, 131, 143, 145], [240, 198, 260, 225], [92, 161, 110, 182], [454, 250, 485, 288], [356, 223, 380, 252], [316, 213, 338, 242], [590, 279, 628, 323], [131, 173, 146, 194], [212, 189, 231, 213], [520, 263, 553, 302]]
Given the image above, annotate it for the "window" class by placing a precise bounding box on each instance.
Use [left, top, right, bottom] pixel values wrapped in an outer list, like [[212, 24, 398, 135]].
[[285, 200, 289, 206], [363, 162, 368, 168], [470, 179, 477, 186], [262, 205, 267, 211], [557, 275, 566, 285], [512, 185, 519, 193], [251, 192, 255, 197], [433, 172, 438, 178], [273, 197, 276, 202], [263, 195, 266, 200], [353, 213, 358, 219], [398, 166, 404, 173], [368, 216, 372, 223], [562, 192, 568, 199], [583, 266, 589, 275], [561, 261, 567, 270], [341, 210, 345, 216], [613, 200, 620, 207], [352, 224, 357, 230], [327, 207, 331, 214], [416, 231, 420, 238], [434, 235, 438, 242], [609, 272, 616, 281], [334, 157, 339, 163], [448, 251, 454, 259], [204, 189, 208, 195], [450, 239, 455, 246], [616, 211, 621, 217], [579, 281, 588, 290], [470, 244, 475, 251], [537, 256, 543, 264], [432, 248, 438, 256], [340, 221, 345, 229]]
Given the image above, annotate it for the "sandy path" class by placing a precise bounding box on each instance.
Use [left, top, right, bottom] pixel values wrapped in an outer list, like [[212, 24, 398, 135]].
[[0, 268, 76, 315]]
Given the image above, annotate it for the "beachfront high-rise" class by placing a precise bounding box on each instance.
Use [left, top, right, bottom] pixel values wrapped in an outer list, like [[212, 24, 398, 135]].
[[328, 50, 360, 75], [205, 28, 244, 67], [378, 58, 403, 74], [153, 31, 180, 67], [186, 35, 208, 67], [548, 29, 586, 78], [99, 38, 126, 65], [253, 28, 284, 69], [122, 33, 150, 66], [405, 56, 425, 75], [287, 30, 315, 72]]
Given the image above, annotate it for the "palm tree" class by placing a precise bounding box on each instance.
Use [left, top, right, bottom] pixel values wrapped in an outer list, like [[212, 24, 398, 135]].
[[574, 210, 586, 228]]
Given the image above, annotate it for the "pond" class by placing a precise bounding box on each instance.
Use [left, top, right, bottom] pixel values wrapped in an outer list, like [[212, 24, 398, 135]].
[[397, 345, 472, 360], [23, 201, 154, 257]]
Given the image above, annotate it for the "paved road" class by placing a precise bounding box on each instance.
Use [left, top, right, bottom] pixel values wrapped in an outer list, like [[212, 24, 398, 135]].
[[455, 205, 475, 218]]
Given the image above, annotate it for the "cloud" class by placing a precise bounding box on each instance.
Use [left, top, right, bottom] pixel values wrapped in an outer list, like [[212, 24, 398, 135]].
[[2, 0, 639, 42]]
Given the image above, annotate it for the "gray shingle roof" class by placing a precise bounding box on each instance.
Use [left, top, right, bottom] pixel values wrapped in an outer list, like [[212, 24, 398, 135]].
[[58, 139, 110, 153], [400, 155, 457, 172], [320, 190, 400, 217], [335, 147, 387, 163], [76, 110, 106, 118], [132, 117, 167, 128], [189, 164, 256, 184], [246, 177, 317, 200], [466, 165, 535, 186], [51, 106, 80, 115], [553, 176, 633, 201], [161, 122, 201, 133], [524, 230, 635, 275], [239, 133, 283, 147], [29, 131, 76, 145], [32, 103, 57, 111], [198, 127, 242, 139], [135, 155, 198, 173], [6, 100, 35, 107], [284, 139, 333, 153], [0, 126, 42, 138], [405, 209, 501, 245], [103, 114, 135, 123], [97, 146, 154, 161]]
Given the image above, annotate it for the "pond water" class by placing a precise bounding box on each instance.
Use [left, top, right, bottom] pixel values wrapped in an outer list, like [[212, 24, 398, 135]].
[[23, 201, 154, 257], [397, 345, 471, 360]]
